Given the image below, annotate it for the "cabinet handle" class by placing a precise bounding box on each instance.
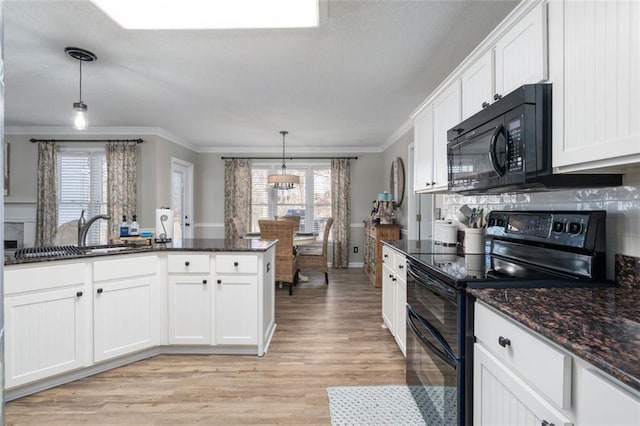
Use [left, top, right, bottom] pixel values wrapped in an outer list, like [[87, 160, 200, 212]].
[[97, 288, 103, 294], [234, 261, 239, 267], [185, 261, 190, 266], [498, 336, 511, 347], [389, 274, 394, 278], [217, 279, 222, 285], [425, 182, 431, 186], [202, 279, 208, 285], [493, 93, 502, 101], [431, 181, 436, 185], [482, 101, 490, 108], [541, 421, 555, 426], [398, 264, 404, 269], [384, 254, 388, 258], [392, 277, 397, 282], [76, 291, 83, 297]]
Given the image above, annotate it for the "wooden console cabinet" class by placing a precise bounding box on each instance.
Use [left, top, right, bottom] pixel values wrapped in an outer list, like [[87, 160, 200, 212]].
[[363, 222, 400, 288]]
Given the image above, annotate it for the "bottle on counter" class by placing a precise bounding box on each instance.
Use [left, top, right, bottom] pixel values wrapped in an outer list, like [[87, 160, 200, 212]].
[[120, 215, 130, 237], [130, 214, 140, 236]]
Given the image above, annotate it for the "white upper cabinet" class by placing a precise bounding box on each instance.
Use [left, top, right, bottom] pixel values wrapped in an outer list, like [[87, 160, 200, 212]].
[[461, 51, 494, 120], [413, 103, 434, 193], [495, 1, 548, 97], [432, 79, 461, 192], [550, 0, 640, 172]]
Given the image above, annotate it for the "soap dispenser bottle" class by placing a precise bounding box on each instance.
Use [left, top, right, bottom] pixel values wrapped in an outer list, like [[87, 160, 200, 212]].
[[120, 215, 130, 237], [130, 214, 140, 236]]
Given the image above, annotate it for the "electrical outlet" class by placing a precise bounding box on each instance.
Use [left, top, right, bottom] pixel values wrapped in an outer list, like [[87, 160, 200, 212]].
[[353, 246, 358, 253]]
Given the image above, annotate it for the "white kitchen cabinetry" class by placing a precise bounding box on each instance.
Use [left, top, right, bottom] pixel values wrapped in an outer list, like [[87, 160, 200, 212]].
[[494, 1, 547, 98], [381, 245, 407, 356], [577, 368, 640, 426], [413, 103, 434, 193], [461, 51, 494, 121], [215, 254, 259, 346], [4, 262, 91, 389], [93, 255, 158, 363], [167, 254, 211, 345], [550, 0, 640, 172]]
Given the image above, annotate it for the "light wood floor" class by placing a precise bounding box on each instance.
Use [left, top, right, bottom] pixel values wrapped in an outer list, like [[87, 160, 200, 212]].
[[5, 268, 406, 425]]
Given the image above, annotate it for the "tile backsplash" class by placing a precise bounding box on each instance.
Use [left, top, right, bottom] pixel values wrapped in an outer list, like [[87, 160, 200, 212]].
[[441, 170, 640, 279]]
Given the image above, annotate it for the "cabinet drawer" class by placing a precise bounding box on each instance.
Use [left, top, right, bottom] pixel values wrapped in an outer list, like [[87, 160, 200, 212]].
[[381, 246, 396, 270], [167, 254, 210, 274], [216, 254, 258, 274], [5, 262, 86, 295], [94, 255, 157, 282], [475, 302, 572, 409]]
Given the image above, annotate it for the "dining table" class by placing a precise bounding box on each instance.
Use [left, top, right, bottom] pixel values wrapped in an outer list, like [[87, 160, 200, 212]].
[[242, 232, 318, 281]]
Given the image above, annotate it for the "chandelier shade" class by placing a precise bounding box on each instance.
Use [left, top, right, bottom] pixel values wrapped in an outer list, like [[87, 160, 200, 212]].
[[268, 131, 300, 190]]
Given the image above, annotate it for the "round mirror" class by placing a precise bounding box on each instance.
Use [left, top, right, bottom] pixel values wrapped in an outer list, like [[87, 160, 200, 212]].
[[389, 157, 405, 207]]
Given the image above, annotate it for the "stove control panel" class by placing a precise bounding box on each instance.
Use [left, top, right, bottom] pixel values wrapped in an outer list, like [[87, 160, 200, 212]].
[[486, 211, 606, 251]]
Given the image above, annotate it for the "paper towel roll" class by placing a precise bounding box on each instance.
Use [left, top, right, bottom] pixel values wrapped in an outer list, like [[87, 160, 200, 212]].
[[434, 220, 457, 246], [155, 209, 174, 241]]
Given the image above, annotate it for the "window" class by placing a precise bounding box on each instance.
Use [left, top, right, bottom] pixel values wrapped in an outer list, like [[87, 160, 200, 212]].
[[251, 162, 331, 234], [57, 148, 108, 245]]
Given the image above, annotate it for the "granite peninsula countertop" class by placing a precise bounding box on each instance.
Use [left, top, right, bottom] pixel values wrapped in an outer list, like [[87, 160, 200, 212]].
[[5, 238, 277, 266], [468, 286, 640, 393]]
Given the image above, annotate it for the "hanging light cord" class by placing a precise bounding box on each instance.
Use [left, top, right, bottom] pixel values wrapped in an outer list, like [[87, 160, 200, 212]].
[[78, 59, 83, 103], [280, 131, 288, 174]]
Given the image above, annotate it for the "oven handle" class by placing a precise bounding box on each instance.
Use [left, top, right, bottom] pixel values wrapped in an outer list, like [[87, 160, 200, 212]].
[[489, 124, 507, 177], [407, 263, 457, 301], [407, 306, 457, 368]]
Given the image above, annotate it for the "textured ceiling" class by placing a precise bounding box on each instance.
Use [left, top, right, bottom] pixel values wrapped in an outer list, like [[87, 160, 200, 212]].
[[3, 0, 519, 153]]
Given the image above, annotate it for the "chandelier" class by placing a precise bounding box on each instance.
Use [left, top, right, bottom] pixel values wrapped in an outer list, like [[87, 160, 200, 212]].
[[268, 130, 300, 190]]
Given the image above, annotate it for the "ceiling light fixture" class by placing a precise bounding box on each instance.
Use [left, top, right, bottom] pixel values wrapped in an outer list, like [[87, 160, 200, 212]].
[[65, 47, 97, 131], [90, 0, 319, 30], [268, 131, 300, 190]]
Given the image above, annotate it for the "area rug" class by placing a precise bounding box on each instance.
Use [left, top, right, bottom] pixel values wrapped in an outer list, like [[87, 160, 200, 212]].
[[326, 385, 456, 426]]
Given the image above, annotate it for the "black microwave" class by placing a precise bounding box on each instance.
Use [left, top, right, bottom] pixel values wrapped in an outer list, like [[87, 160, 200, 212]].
[[446, 84, 621, 194]]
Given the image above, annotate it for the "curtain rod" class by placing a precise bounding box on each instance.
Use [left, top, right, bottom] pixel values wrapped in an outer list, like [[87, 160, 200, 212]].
[[221, 156, 357, 160], [30, 138, 144, 144]]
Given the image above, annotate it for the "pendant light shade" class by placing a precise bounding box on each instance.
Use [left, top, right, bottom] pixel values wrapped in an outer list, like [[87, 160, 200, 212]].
[[65, 47, 97, 130], [268, 131, 300, 190]]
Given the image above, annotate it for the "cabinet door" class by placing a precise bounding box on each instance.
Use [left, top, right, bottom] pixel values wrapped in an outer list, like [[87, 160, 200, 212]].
[[474, 344, 573, 426], [461, 51, 494, 120], [381, 263, 395, 333], [495, 1, 547, 97], [94, 276, 155, 362], [413, 103, 434, 192], [168, 275, 211, 345], [394, 275, 407, 357], [577, 368, 640, 426], [432, 80, 461, 191], [550, 0, 640, 170], [215, 275, 258, 345], [4, 287, 90, 388]]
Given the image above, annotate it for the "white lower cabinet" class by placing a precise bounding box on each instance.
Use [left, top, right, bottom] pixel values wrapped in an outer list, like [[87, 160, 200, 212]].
[[474, 344, 573, 426], [4, 263, 90, 389], [215, 274, 258, 345], [381, 245, 407, 356], [93, 256, 158, 363], [168, 275, 211, 345]]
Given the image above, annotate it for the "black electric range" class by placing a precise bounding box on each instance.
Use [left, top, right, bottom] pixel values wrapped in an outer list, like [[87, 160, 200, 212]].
[[402, 210, 616, 426]]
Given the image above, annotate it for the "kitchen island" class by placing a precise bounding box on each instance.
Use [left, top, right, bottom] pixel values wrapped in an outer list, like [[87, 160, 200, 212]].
[[4, 239, 277, 401]]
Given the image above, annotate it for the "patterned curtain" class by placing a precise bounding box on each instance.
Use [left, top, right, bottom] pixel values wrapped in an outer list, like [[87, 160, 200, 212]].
[[331, 159, 351, 268], [35, 142, 58, 246], [224, 159, 252, 239], [106, 143, 138, 239]]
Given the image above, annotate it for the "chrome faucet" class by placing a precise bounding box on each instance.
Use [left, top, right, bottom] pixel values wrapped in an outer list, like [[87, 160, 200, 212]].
[[78, 210, 111, 247]]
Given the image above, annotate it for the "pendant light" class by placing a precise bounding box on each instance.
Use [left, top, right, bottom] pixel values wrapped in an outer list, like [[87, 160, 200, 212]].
[[65, 47, 97, 130], [268, 130, 300, 190]]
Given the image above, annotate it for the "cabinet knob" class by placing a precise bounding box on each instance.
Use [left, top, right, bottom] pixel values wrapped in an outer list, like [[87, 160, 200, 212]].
[[431, 181, 436, 185], [202, 279, 208, 285], [398, 264, 404, 269], [493, 93, 502, 101], [97, 288, 103, 294], [425, 182, 431, 186], [76, 291, 83, 297], [217, 279, 222, 285], [234, 261, 239, 267], [498, 336, 511, 347], [392, 277, 397, 282], [185, 261, 190, 266], [541, 421, 555, 426], [389, 274, 394, 278], [482, 101, 490, 108]]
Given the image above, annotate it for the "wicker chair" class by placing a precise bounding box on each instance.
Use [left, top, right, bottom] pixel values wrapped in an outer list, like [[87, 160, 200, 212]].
[[229, 217, 248, 240], [259, 219, 298, 295], [297, 217, 334, 285], [281, 215, 301, 232]]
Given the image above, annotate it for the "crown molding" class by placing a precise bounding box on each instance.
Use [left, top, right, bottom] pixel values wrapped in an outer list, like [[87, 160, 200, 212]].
[[379, 119, 413, 152]]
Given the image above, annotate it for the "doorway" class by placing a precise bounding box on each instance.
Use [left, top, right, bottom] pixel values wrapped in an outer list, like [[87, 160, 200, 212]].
[[171, 158, 194, 240]]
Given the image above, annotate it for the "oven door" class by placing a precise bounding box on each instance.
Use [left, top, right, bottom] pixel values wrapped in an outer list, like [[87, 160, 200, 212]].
[[406, 261, 464, 425]]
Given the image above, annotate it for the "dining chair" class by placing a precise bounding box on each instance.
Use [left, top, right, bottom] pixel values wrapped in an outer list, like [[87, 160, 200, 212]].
[[297, 217, 334, 285], [258, 219, 298, 295], [281, 215, 301, 232], [229, 217, 248, 240]]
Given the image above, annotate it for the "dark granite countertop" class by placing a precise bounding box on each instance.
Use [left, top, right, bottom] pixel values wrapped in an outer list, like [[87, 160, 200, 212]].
[[5, 238, 277, 266], [468, 286, 640, 393]]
